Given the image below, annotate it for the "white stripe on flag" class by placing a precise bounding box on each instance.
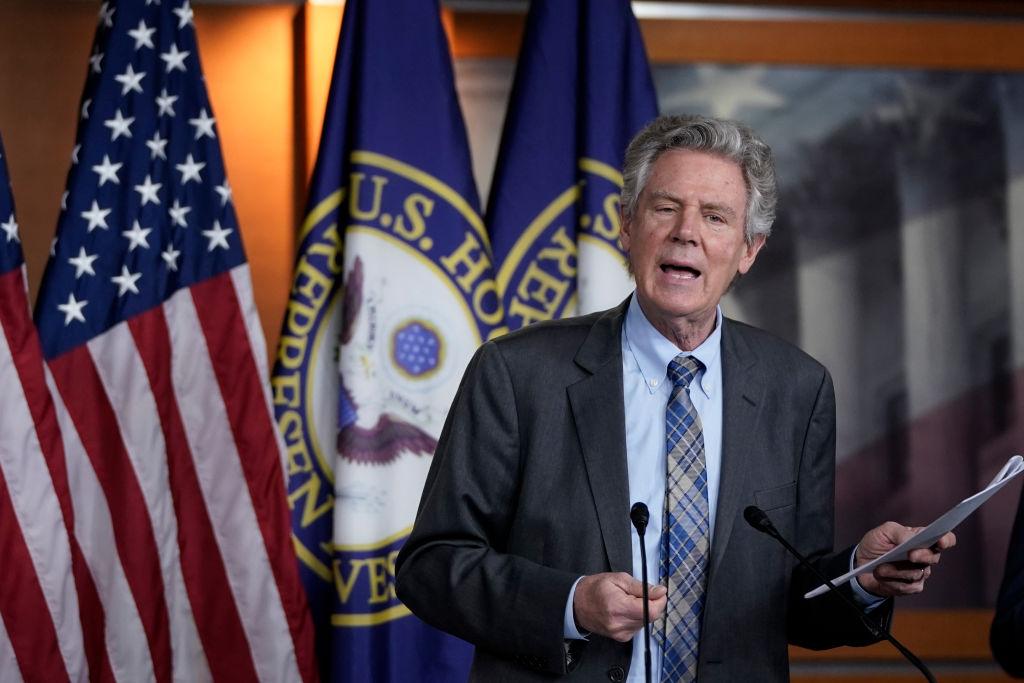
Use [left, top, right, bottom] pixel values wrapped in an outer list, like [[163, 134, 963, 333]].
[[230, 265, 290, 475], [0, 614, 25, 683], [0, 336, 84, 680], [44, 367, 153, 682], [164, 286, 302, 682], [86, 324, 210, 682]]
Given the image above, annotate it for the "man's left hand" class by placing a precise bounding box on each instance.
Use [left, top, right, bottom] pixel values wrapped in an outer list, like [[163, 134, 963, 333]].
[[854, 522, 957, 597]]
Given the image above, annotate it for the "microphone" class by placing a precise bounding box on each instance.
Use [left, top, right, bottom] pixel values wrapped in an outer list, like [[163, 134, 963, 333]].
[[743, 505, 936, 683], [630, 502, 653, 683]]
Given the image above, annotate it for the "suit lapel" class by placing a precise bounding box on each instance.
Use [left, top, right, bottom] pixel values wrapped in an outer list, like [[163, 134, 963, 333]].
[[567, 301, 632, 574], [710, 319, 766, 579]]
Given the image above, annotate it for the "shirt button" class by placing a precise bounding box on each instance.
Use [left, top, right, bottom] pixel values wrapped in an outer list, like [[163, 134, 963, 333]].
[[607, 665, 626, 682], [648, 379, 658, 388]]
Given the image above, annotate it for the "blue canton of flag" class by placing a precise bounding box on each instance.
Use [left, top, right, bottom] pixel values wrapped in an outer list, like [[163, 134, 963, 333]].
[[35, 0, 244, 349], [486, 0, 659, 330], [271, 0, 502, 681], [30, 3, 317, 681], [0, 136, 23, 275]]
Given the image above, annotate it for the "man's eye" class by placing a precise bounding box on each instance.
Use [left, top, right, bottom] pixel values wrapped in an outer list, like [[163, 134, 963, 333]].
[[706, 214, 725, 224], [655, 206, 675, 214]]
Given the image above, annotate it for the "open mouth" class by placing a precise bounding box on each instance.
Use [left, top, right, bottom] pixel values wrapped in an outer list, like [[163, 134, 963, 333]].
[[660, 263, 701, 279]]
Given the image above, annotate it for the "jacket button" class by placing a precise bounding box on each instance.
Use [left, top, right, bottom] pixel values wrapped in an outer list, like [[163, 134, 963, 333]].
[[607, 665, 625, 682]]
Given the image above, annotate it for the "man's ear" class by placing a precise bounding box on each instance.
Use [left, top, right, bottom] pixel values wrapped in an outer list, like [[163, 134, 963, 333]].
[[619, 207, 632, 253], [738, 233, 766, 275]]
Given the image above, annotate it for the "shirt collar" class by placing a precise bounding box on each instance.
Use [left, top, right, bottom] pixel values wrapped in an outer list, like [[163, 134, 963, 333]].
[[623, 293, 722, 399]]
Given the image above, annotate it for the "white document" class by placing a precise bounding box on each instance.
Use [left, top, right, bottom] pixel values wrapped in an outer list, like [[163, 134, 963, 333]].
[[805, 454, 1024, 599]]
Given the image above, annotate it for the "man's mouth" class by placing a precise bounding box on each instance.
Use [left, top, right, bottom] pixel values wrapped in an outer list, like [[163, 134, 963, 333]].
[[660, 263, 701, 279]]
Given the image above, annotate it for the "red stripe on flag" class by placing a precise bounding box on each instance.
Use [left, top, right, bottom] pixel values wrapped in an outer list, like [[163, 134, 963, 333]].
[[191, 272, 318, 683], [0, 269, 112, 682], [127, 306, 260, 681], [49, 347, 172, 683], [0, 466, 68, 683]]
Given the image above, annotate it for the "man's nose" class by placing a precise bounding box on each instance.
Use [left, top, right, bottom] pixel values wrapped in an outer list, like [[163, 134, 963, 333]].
[[669, 209, 700, 244]]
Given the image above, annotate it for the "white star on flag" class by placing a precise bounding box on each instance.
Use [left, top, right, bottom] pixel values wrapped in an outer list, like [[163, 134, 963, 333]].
[[89, 48, 103, 74], [57, 292, 88, 325], [168, 199, 190, 227], [173, 2, 194, 29], [128, 20, 156, 50], [98, 2, 114, 28], [81, 200, 111, 232], [146, 131, 168, 160], [81, 99, 91, 120], [115, 64, 146, 96], [215, 181, 232, 206], [68, 247, 99, 278], [134, 175, 161, 206], [160, 43, 190, 73], [1, 214, 18, 243], [175, 154, 205, 184], [202, 220, 232, 251], [156, 88, 178, 117], [71, 144, 81, 164], [110, 265, 142, 296], [189, 108, 216, 139], [92, 154, 122, 185], [104, 109, 135, 140], [61, 191, 69, 211], [122, 220, 152, 251], [161, 244, 181, 270]]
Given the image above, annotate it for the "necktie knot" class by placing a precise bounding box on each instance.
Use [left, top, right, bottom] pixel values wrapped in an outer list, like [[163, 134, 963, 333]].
[[667, 354, 702, 389]]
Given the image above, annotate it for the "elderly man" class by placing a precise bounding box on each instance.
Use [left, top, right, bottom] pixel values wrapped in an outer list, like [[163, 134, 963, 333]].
[[396, 114, 954, 682]]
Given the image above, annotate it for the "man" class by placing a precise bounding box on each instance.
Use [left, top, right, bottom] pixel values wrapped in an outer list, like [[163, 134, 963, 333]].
[[396, 114, 955, 681], [992, 486, 1024, 677]]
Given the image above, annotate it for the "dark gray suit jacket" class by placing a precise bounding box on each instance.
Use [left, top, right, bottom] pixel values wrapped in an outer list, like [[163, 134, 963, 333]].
[[992, 486, 1024, 677], [396, 300, 891, 682]]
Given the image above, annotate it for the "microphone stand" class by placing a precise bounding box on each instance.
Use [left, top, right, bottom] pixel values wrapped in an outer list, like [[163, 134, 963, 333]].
[[744, 506, 936, 683], [631, 502, 653, 683]]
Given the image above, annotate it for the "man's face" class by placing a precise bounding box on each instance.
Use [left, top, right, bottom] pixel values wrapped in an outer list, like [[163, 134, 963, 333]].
[[621, 149, 765, 336]]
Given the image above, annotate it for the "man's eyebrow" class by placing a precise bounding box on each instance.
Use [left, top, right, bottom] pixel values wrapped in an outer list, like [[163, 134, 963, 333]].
[[649, 189, 682, 203], [701, 201, 738, 219]]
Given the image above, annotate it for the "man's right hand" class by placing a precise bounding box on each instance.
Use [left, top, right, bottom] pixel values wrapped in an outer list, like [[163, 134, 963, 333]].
[[572, 572, 668, 642]]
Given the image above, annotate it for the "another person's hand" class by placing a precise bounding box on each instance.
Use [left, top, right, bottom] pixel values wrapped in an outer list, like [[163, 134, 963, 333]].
[[573, 572, 667, 642], [854, 522, 956, 597]]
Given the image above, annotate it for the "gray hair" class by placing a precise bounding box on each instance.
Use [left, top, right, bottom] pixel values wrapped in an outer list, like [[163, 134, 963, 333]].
[[621, 114, 777, 243]]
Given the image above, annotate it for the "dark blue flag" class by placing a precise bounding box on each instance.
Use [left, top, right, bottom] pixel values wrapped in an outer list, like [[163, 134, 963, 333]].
[[271, 1, 501, 680], [487, 0, 658, 329]]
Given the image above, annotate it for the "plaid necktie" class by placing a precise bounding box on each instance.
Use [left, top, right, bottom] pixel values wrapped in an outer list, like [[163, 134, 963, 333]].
[[658, 354, 709, 682]]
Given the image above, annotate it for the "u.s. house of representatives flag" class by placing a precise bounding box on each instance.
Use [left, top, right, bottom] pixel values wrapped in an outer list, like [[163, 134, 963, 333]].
[[32, 2, 316, 681], [271, 0, 504, 680], [0, 133, 109, 682], [486, 0, 658, 329]]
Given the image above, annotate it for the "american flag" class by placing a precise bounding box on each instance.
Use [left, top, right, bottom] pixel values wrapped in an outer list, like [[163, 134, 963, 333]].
[[0, 132, 109, 682], [23, 1, 316, 680]]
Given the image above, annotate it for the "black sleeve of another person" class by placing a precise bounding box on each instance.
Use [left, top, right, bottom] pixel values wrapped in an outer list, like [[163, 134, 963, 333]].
[[992, 486, 1024, 678]]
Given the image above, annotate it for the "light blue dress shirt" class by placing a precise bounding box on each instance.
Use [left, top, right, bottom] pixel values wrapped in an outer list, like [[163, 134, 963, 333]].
[[562, 295, 879, 681]]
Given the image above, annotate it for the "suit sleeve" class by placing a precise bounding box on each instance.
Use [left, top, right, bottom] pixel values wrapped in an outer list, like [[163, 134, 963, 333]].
[[991, 488, 1024, 677], [786, 367, 894, 649], [395, 340, 579, 675]]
